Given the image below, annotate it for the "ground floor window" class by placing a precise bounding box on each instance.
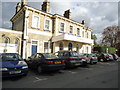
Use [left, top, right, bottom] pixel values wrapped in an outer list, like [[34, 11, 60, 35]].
[[68, 42, 72, 51], [44, 42, 48, 53], [59, 42, 63, 51], [86, 47, 89, 53], [76, 44, 79, 52]]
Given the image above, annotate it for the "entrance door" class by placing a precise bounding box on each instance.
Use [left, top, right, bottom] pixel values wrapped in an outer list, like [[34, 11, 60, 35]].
[[32, 45, 37, 55], [31, 41, 38, 55]]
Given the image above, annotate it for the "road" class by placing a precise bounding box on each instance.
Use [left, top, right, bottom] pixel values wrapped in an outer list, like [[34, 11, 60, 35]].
[[2, 60, 119, 88]]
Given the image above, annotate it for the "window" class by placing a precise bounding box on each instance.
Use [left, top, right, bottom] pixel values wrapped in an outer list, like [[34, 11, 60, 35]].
[[32, 15, 40, 28], [15, 39, 19, 44], [86, 47, 89, 53], [45, 20, 50, 30], [68, 42, 72, 51], [3, 37, 10, 44], [60, 23, 64, 32], [44, 42, 48, 53], [87, 32, 89, 38], [77, 28, 80, 36], [82, 31, 84, 37], [76, 44, 79, 52], [59, 42, 63, 51], [69, 25, 73, 34]]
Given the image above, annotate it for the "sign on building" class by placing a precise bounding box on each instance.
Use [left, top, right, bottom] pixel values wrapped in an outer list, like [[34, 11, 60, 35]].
[[0, 43, 18, 53]]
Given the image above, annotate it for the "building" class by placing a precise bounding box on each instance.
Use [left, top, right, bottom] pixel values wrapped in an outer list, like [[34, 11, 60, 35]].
[[0, 0, 93, 59]]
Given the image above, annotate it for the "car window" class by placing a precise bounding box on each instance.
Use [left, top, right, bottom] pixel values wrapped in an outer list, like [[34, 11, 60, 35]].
[[1, 53, 22, 61], [35, 54, 42, 59], [63, 52, 69, 56], [58, 52, 64, 57], [70, 52, 78, 57], [30, 53, 37, 59], [43, 54, 57, 59]]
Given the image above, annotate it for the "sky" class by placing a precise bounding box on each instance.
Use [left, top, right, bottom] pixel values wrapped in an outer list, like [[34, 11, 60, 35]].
[[0, 0, 119, 43]]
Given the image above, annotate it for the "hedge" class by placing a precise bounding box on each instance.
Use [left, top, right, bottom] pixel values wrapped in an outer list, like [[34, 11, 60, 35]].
[[93, 46, 116, 54]]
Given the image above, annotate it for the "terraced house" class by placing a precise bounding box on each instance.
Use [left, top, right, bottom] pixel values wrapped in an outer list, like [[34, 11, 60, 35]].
[[0, 0, 94, 59]]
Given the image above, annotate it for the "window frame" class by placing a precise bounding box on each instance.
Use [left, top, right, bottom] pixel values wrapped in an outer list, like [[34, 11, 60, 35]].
[[60, 22, 65, 33], [32, 14, 40, 29], [69, 25, 73, 34], [44, 19, 50, 31]]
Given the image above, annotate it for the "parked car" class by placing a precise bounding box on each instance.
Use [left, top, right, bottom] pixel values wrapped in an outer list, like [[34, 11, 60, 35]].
[[77, 53, 90, 66], [0, 53, 28, 77], [25, 53, 65, 73], [97, 53, 110, 62], [54, 51, 82, 68], [107, 54, 114, 61], [84, 54, 98, 64], [111, 54, 119, 60]]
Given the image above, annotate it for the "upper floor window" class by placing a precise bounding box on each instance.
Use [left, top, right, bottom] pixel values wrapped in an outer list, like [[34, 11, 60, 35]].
[[87, 32, 89, 38], [15, 39, 19, 44], [60, 23, 64, 32], [45, 19, 50, 30], [32, 15, 40, 29], [77, 28, 80, 36], [82, 31, 84, 37], [69, 25, 73, 34], [3, 37, 10, 44]]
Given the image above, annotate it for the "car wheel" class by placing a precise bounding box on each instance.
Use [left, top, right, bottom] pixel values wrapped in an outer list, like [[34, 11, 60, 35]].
[[93, 62, 97, 64], [90, 60, 94, 65], [37, 66, 42, 74]]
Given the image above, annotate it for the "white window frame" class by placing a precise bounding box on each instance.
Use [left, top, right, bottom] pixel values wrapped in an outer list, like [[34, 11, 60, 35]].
[[32, 14, 40, 29], [77, 28, 80, 36], [69, 25, 73, 34], [60, 22, 65, 33], [44, 19, 50, 31], [43, 41, 49, 53]]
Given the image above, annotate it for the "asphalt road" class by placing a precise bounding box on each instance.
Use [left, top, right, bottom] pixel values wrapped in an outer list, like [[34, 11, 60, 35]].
[[2, 60, 119, 88]]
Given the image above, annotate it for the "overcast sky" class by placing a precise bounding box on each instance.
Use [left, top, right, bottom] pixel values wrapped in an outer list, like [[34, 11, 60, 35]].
[[0, 0, 119, 43]]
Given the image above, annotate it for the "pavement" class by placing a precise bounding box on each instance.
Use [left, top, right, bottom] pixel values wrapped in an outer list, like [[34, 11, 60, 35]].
[[2, 60, 119, 89]]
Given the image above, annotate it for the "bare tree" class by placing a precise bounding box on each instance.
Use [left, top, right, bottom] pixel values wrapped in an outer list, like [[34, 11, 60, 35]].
[[102, 25, 120, 48]]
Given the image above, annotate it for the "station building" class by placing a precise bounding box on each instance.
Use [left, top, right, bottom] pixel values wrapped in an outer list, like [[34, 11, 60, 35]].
[[0, 0, 94, 59]]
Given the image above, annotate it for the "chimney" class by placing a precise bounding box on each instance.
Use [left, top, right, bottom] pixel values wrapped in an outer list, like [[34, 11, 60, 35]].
[[64, 9, 71, 19], [81, 20, 86, 25], [21, 0, 28, 8], [16, 2, 21, 13], [41, 0, 50, 13]]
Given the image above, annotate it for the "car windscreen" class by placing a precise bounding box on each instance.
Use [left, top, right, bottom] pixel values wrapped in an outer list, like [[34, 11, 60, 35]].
[[0, 53, 22, 61], [89, 54, 96, 57], [43, 54, 58, 59], [70, 52, 79, 57]]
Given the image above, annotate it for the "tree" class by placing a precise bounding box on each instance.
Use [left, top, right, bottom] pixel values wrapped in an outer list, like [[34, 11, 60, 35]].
[[91, 33, 97, 45], [102, 25, 120, 48]]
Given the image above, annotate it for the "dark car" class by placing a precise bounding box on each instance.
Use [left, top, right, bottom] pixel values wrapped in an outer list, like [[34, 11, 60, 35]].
[[84, 54, 98, 64], [97, 53, 109, 62], [0, 53, 28, 77], [54, 51, 82, 68], [25, 53, 65, 73], [111, 54, 119, 60]]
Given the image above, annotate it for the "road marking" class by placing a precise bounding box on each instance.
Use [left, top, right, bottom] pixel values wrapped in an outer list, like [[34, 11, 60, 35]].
[[33, 77, 48, 83]]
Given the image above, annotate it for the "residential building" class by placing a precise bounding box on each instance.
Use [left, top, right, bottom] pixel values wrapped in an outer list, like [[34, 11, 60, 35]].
[[0, 0, 93, 59]]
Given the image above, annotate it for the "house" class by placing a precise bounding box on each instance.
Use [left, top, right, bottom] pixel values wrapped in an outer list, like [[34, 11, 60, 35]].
[[0, 0, 93, 59]]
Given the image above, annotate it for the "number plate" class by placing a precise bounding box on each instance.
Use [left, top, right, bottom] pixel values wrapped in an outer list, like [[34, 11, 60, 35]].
[[9, 71, 21, 74], [75, 63, 81, 65], [55, 61, 61, 64]]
